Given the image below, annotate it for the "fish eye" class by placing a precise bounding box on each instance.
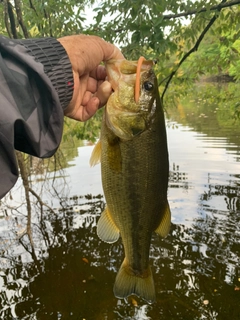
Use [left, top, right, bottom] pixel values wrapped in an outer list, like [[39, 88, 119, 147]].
[[143, 81, 154, 92]]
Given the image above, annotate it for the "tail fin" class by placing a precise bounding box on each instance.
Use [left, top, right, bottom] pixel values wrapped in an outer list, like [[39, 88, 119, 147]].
[[113, 258, 156, 303]]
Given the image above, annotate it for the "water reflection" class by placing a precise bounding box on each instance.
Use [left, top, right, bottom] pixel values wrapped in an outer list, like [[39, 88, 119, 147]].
[[1, 83, 240, 319], [1, 189, 239, 319]]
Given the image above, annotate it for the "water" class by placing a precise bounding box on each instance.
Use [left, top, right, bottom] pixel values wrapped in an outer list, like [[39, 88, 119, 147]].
[[0, 84, 240, 319]]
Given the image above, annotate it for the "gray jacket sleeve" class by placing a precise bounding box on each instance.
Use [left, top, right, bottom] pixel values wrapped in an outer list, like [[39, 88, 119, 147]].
[[0, 36, 74, 199]]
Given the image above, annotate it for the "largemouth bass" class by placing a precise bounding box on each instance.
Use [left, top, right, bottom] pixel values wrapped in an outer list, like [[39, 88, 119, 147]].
[[90, 57, 171, 303]]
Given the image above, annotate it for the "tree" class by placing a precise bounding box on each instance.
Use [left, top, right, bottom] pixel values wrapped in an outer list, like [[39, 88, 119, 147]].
[[86, 0, 240, 99], [0, 0, 89, 38], [1, 1, 240, 98], [0, 0, 86, 249]]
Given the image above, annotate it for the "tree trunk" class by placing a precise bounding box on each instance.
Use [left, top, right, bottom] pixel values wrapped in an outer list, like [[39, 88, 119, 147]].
[[14, 0, 29, 38], [5, 0, 18, 39]]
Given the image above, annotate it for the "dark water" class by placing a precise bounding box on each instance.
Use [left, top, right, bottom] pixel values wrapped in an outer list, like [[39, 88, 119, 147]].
[[0, 84, 240, 319]]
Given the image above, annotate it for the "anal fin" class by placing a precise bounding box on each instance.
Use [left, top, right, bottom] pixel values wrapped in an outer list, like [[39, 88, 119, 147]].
[[97, 207, 120, 243], [155, 201, 171, 238]]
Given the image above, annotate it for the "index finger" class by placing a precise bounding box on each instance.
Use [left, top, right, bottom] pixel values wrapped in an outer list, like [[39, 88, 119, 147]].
[[97, 37, 125, 61]]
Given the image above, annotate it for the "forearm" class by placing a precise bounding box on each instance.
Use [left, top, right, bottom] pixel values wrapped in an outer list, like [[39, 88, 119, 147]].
[[14, 37, 74, 109], [0, 35, 73, 199]]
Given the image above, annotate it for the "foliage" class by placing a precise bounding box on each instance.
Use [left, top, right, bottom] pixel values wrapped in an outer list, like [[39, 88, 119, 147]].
[[0, 0, 89, 38], [86, 1, 240, 93], [63, 108, 103, 142], [179, 7, 240, 82], [167, 82, 240, 125], [0, 0, 239, 136], [1, 1, 240, 100]]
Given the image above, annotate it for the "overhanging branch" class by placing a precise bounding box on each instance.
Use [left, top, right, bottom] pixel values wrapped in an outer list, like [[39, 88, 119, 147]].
[[161, 0, 227, 100], [163, 0, 240, 20], [95, 0, 240, 34]]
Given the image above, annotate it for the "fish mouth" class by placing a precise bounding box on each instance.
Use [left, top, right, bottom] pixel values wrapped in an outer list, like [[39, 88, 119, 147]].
[[105, 59, 154, 97], [105, 59, 128, 92]]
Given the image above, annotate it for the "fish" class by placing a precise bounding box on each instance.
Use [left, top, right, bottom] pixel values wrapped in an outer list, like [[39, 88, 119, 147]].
[[90, 57, 171, 303]]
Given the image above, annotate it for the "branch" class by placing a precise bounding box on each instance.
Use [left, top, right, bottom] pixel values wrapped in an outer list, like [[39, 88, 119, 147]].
[[28, 0, 38, 16], [14, 0, 29, 38], [16, 151, 32, 235], [48, 11, 53, 37], [161, 1, 226, 100], [163, 0, 240, 20], [6, 0, 18, 39], [29, 187, 55, 214], [94, 0, 240, 35], [3, 0, 12, 38], [28, 0, 46, 36], [16, 152, 38, 262]]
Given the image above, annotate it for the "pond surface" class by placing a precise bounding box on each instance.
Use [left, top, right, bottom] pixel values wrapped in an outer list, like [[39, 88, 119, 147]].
[[0, 83, 240, 319]]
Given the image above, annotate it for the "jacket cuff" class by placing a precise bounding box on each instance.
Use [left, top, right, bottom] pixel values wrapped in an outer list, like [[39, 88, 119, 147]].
[[15, 37, 74, 110]]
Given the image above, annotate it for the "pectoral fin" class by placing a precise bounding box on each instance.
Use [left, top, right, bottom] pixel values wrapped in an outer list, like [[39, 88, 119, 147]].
[[89, 140, 101, 167], [155, 202, 171, 238], [97, 207, 120, 243]]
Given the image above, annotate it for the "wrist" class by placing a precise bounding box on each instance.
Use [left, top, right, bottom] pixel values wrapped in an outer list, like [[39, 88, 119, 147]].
[[64, 71, 80, 117]]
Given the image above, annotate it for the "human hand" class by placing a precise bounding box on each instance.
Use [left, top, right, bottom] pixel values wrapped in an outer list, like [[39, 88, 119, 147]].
[[57, 35, 124, 121]]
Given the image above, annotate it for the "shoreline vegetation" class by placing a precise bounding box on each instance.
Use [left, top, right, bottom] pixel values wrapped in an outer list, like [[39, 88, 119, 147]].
[[200, 74, 235, 83]]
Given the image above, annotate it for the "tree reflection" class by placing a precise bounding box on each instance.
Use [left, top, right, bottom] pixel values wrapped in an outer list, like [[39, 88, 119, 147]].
[[0, 180, 239, 319], [166, 83, 240, 156], [169, 162, 190, 191]]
